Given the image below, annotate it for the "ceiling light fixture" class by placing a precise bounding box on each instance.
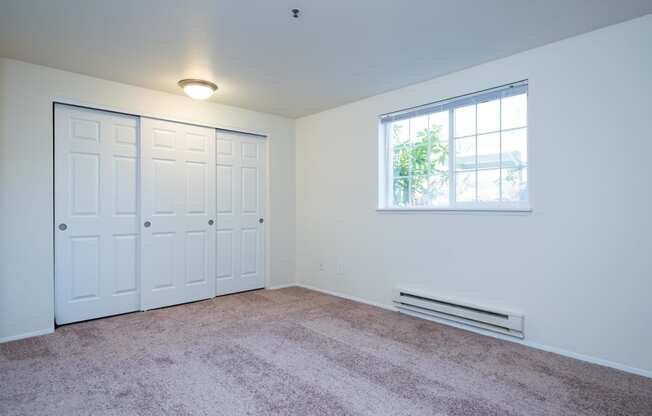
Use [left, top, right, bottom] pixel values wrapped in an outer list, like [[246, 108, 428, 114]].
[[178, 79, 218, 100]]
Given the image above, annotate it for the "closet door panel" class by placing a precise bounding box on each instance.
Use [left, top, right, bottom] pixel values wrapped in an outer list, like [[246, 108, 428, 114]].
[[141, 118, 215, 310], [215, 131, 265, 296], [54, 104, 140, 324]]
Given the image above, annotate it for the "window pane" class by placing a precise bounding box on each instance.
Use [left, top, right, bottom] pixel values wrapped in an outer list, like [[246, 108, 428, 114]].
[[409, 115, 429, 144], [501, 128, 527, 168], [455, 136, 476, 171], [501, 94, 527, 129], [392, 145, 410, 178], [391, 119, 409, 144], [454, 105, 475, 137], [412, 174, 449, 206], [430, 140, 449, 171], [411, 143, 431, 176], [477, 99, 500, 134], [501, 167, 528, 202], [429, 111, 449, 144], [410, 138, 450, 206], [393, 178, 410, 206], [477, 132, 500, 170], [456, 171, 476, 202], [477, 169, 500, 202]]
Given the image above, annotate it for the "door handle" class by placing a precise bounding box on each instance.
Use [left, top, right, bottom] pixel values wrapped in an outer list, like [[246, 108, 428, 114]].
[[259, 218, 264, 224], [208, 219, 214, 226], [58, 223, 67, 231], [144, 221, 151, 228]]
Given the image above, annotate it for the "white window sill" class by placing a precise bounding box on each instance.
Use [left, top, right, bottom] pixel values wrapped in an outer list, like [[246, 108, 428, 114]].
[[376, 207, 532, 214]]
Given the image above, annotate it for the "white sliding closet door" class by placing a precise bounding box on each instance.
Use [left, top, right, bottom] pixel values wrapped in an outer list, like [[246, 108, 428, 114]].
[[215, 131, 266, 295], [54, 104, 140, 324], [141, 118, 215, 310]]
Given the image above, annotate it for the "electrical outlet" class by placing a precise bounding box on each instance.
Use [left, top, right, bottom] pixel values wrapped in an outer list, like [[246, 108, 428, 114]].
[[336, 262, 344, 275], [319, 263, 325, 272]]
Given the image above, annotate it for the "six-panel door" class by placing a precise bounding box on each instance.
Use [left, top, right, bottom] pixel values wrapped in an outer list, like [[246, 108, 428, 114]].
[[140, 118, 217, 310], [55, 106, 266, 323], [54, 104, 140, 324], [215, 131, 266, 295]]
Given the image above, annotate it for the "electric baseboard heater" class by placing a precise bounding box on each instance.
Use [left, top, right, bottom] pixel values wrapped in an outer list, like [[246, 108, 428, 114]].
[[393, 288, 524, 339]]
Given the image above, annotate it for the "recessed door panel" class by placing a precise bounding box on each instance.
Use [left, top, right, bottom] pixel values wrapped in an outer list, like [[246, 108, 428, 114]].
[[186, 132, 206, 152], [186, 231, 207, 285], [153, 128, 175, 149], [216, 230, 233, 279], [141, 118, 215, 310], [216, 131, 265, 295], [70, 153, 100, 216], [217, 165, 233, 213], [152, 232, 176, 290], [113, 234, 138, 295], [115, 124, 137, 146], [71, 118, 100, 142], [114, 156, 137, 216], [70, 236, 100, 301], [241, 228, 257, 276], [55, 104, 140, 324], [186, 162, 207, 214], [241, 167, 258, 214], [217, 137, 233, 156], [241, 142, 258, 160], [153, 159, 176, 215]]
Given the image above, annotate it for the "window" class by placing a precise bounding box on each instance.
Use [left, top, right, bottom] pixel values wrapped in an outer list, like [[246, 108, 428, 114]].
[[378, 81, 529, 211]]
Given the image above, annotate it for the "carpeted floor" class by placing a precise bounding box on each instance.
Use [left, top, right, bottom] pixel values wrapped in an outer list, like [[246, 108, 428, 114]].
[[1, 287, 651, 416]]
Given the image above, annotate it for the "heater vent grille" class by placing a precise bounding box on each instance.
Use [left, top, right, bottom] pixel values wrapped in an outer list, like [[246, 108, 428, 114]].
[[393, 288, 524, 338]]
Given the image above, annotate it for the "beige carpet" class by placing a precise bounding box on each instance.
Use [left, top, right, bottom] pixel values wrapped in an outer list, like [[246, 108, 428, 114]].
[[1, 287, 651, 415]]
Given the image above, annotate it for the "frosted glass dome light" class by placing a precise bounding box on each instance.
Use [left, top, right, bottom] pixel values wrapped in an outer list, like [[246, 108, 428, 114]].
[[178, 79, 218, 100]]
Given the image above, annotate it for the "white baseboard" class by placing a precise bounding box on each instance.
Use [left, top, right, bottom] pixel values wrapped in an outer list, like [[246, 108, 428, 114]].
[[296, 283, 652, 379], [296, 284, 395, 311], [0, 327, 54, 343], [266, 283, 297, 290], [522, 339, 652, 379]]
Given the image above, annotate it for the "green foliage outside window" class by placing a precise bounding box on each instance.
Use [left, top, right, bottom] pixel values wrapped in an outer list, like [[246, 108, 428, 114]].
[[392, 123, 449, 206]]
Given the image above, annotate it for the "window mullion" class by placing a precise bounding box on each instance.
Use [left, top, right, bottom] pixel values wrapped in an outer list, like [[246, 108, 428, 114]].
[[385, 124, 392, 207], [408, 120, 413, 205], [499, 94, 503, 201], [426, 114, 432, 205], [448, 109, 455, 207], [474, 104, 478, 202]]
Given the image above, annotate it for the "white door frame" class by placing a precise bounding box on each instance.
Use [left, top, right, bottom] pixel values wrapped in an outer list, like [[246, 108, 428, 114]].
[[52, 99, 272, 314]]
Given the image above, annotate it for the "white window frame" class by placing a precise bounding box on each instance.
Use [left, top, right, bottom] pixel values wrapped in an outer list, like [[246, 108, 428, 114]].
[[378, 81, 531, 212]]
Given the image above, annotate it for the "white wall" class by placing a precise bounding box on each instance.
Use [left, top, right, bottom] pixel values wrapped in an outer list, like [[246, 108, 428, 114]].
[[0, 58, 296, 341], [296, 15, 652, 375]]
